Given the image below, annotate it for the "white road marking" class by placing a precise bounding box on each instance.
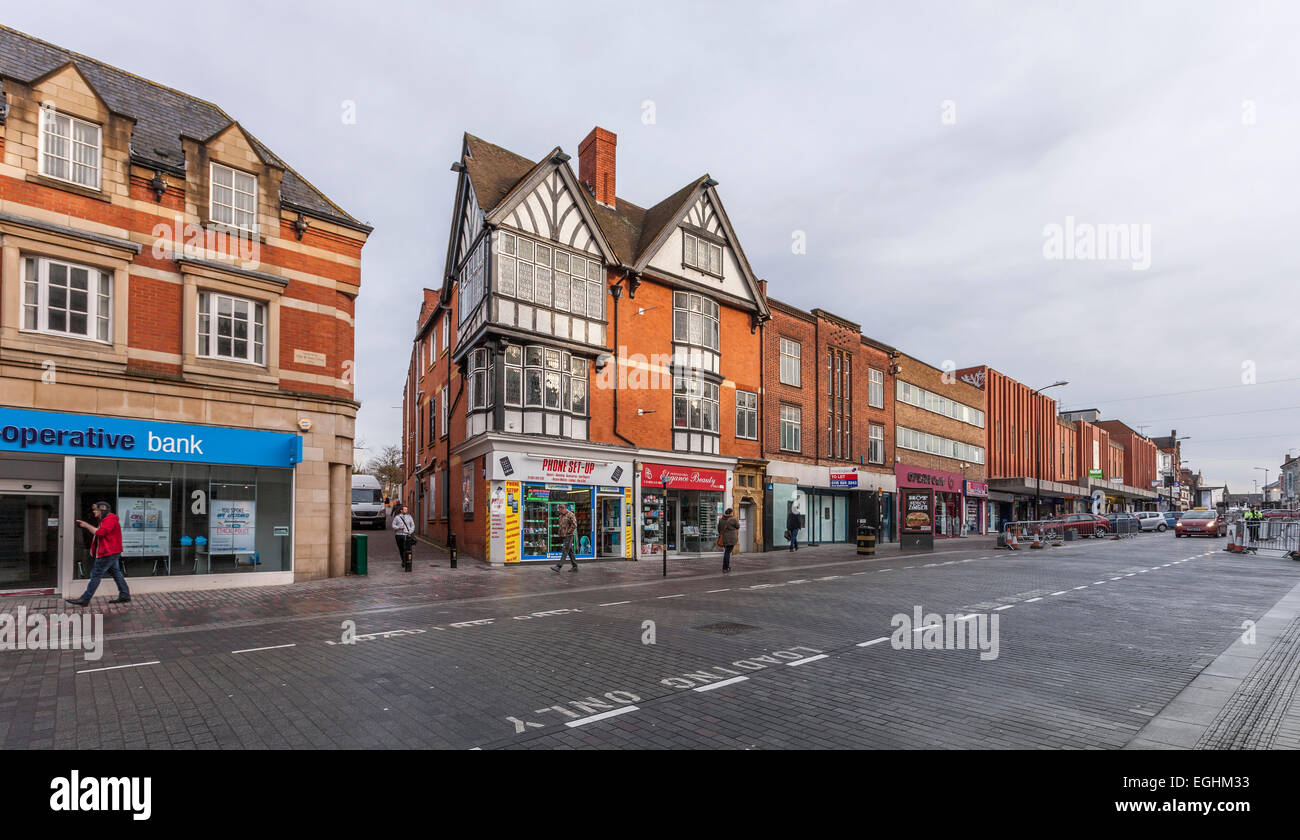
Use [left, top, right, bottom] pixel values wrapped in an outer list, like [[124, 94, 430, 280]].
[[1137, 570, 1149, 573], [1025, 597, 1042, 603], [1051, 591, 1067, 596], [857, 637, 889, 647], [1110, 578, 1123, 581], [599, 601, 631, 606], [787, 654, 829, 666], [955, 614, 979, 622], [232, 644, 296, 654], [78, 661, 160, 675], [565, 706, 639, 727], [851, 572, 868, 575], [1124, 573, 1136, 577], [657, 594, 685, 599], [1094, 581, 1107, 585], [878, 568, 895, 572], [693, 676, 749, 692], [705, 589, 731, 593], [994, 604, 1015, 611], [1074, 585, 1089, 590]]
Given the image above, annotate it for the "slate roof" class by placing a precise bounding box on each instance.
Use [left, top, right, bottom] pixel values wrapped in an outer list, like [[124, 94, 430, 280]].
[[0, 25, 369, 231]]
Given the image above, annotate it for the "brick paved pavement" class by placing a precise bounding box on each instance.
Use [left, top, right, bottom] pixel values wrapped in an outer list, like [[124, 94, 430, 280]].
[[3, 530, 1299, 749]]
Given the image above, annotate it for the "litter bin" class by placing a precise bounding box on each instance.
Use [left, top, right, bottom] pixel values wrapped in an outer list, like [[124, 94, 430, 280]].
[[857, 524, 877, 556], [1063, 528, 1076, 542], [351, 533, 368, 575]]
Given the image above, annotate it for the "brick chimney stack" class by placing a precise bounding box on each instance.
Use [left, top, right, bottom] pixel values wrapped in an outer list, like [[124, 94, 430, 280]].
[[578, 127, 617, 206]]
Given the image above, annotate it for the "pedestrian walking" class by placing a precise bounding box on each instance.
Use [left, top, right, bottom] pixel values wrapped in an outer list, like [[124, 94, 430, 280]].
[[552, 505, 579, 572], [66, 501, 130, 606], [717, 507, 740, 572], [786, 507, 804, 551], [392, 504, 416, 571]]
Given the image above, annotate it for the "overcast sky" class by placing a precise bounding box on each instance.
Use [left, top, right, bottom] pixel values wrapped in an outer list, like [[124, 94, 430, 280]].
[[9, 0, 1299, 495]]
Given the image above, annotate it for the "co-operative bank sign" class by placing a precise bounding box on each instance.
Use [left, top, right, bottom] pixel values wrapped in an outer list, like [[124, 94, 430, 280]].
[[0, 408, 302, 468]]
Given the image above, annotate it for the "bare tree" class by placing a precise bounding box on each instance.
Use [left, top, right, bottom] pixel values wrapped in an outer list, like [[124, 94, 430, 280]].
[[367, 445, 404, 497]]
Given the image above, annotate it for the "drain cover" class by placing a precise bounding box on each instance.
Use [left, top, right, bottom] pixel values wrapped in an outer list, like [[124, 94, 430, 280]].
[[694, 622, 758, 635]]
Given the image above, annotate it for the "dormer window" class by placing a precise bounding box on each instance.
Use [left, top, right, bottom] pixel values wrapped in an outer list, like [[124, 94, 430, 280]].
[[39, 109, 101, 189], [210, 163, 258, 232], [683, 232, 722, 276]]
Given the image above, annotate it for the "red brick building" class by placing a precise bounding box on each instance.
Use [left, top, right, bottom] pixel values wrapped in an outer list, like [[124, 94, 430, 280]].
[[0, 26, 371, 594], [761, 300, 897, 545], [402, 128, 769, 563]]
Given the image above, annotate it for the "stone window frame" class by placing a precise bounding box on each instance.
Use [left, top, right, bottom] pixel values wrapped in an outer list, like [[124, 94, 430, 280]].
[[180, 262, 282, 386], [37, 106, 103, 191]]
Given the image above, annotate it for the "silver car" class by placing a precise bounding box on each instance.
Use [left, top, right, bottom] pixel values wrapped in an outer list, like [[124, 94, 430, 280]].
[[1135, 511, 1169, 532]]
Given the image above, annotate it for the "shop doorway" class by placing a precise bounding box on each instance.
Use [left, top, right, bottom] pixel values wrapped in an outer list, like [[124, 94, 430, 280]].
[[738, 502, 754, 553], [0, 494, 60, 593], [596, 495, 623, 557]]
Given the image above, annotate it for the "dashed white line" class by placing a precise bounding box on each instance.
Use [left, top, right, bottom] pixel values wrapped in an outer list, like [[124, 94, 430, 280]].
[[78, 661, 161, 675], [994, 604, 1015, 611], [1051, 591, 1067, 596], [705, 589, 731, 594], [1124, 573, 1136, 577], [1024, 597, 1042, 603], [857, 637, 890, 647], [565, 706, 639, 727], [1110, 577, 1123, 581], [1093, 581, 1107, 585], [657, 594, 685, 599], [787, 654, 829, 666], [693, 676, 749, 692], [599, 601, 631, 607], [1074, 585, 1089, 590], [232, 644, 296, 654]]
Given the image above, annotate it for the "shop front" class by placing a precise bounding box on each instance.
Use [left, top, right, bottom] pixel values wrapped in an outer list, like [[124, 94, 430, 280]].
[[487, 452, 634, 564], [0, 407, 302, 595], [895, 464, 967, 539], [987, 491, 1013, 532], [639, 462, 729, 556], [765, 462, 896, 548], [964, 480, 988, 535]]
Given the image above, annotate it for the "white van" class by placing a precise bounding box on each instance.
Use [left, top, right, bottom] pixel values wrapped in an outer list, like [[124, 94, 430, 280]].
[[351, 474, 386, 529]]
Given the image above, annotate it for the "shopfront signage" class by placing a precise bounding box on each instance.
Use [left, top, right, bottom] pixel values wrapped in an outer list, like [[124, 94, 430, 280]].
[[829, 470, 858, 488], [895, 464, 962, 493], [0, 407, 301, 468], [902, 490, 933, 533], [640, 463, 727, 491], [964, 480, 988, 497], [1088, 469, 1104, 479], [491, 454, 632, 487]]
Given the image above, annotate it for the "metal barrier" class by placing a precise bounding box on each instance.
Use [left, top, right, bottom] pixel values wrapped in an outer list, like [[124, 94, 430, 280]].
[[999, 516, 1139, 548], [1230, 511, 1300, 560]]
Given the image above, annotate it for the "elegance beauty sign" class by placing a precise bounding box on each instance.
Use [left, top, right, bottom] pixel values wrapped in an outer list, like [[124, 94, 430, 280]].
[[640, 463, 727, 491]]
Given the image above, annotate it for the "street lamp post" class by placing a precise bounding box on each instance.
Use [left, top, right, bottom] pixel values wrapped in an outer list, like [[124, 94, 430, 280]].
[[1255, 467, 1269, 504], [1032, 381, 1069, 521]]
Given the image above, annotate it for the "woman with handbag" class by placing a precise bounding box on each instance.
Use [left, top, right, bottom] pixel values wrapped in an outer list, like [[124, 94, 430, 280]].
[[392, 504, 416, 572], [716, 508, 740, 572]]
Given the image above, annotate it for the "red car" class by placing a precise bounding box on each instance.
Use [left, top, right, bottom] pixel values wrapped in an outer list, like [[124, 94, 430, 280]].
[[1175, 510, 1226, 537], [1045, 514, 1112, 538]]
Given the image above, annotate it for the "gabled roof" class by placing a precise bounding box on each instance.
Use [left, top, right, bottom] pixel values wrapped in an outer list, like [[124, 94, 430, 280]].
[[463, 134, 541, 212], [0, 25, 368, 231]]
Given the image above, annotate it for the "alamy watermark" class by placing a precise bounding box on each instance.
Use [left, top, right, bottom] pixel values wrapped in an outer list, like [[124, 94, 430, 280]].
[[891, 606, 999, 661], [1043, 216, 1151, 270], [0, 608, 103, 661]]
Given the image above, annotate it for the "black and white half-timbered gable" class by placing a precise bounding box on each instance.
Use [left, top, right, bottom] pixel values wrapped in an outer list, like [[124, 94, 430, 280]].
[[443, 134, 617, 442]]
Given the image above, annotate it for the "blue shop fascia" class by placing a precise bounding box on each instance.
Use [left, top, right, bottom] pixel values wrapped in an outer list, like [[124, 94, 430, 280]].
[[0, 407, 302, 596]]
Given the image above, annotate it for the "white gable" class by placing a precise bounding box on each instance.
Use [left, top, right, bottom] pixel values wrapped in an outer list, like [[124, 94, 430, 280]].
[[501, 171, 602, 256], [645, 193, 755, 304], [454, 180, 484, 269]]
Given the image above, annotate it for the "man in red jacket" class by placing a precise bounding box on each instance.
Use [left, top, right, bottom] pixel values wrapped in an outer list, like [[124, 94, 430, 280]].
[[66, 501, 131, 606]]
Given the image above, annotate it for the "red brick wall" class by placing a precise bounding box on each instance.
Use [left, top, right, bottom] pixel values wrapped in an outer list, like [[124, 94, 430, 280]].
[[895, 354, 986, 479]]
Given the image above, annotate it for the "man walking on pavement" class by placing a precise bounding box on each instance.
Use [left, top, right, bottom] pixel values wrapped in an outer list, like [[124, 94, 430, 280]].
[[786, 506, 804, 552], [552, 504, 579, 572], [392, 503, 416, 571], [717, 507, 740, 572], [66, 501, 130, 606]]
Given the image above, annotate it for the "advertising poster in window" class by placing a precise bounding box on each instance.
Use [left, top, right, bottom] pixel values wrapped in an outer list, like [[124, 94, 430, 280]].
[[119, 497, 170, 557], [210, 499, 255, 553], [903, 490, 933, 534], [504, 481, 521, 564], [624, 487, 632, 558]]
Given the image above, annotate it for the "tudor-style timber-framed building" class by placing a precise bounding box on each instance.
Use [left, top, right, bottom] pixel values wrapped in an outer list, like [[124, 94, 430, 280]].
[[402, 127, 770, 564], [0, 26, 371, 595]]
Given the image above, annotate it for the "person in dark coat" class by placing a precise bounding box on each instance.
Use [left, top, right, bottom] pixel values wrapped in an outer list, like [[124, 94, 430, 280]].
[[717, 508, 740, 572], [786, 507, 804, 551]]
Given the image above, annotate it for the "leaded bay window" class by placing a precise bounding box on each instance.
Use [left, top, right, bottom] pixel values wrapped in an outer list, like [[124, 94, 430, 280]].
[[22, 257, 112, 342], [40, 109, 101, 189], [198, 292, 265, 364], [671, 291, 721, 375], [468, 348, 494, 410], [210, 163, 258, 231], [672, 374, 720, 433], [503, 343, 588, 416], [495, 231, 604, 320], [683, 231, 722, 276]]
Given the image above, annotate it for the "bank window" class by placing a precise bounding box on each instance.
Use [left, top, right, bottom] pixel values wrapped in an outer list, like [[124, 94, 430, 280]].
[[210, 163, 258, 232], [39, 109, 102, 189], [21, 256, 112, 342], [780, 338, 801, 386], [672, 291, 720, 353], [780, 405, 801, 452], [869, 368, 884, 408], [673, 374, 720, 432], [736, 390, 758, 440], [198, 292, 265, 365], [869, 424, 884, 464]]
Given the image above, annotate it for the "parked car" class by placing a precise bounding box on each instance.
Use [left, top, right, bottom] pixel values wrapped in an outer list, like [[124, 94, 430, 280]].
[[1105, 512, 1141, 534], [1044, 513, 1111, 538], [1175, 509, 1226, 537], [1135, 511, 1169, 532], [1162, 510, 1181, 528]]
